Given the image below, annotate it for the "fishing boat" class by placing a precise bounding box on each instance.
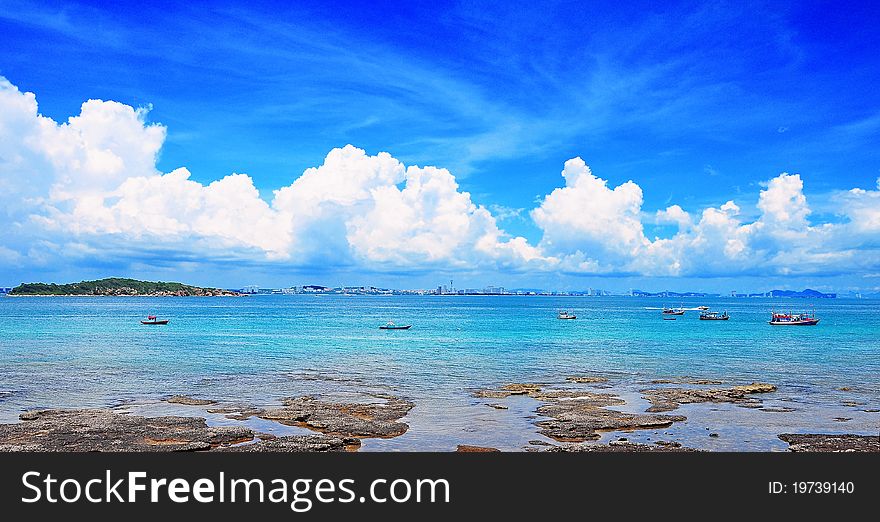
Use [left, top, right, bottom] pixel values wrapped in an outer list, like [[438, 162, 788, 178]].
[[140, 315, 169, 325], [768, 311, 819, 326], [699, 311, 729, 321], [661, 307, 685, 316], [379, 321, 412, 330], [557, 311, 577, 320]]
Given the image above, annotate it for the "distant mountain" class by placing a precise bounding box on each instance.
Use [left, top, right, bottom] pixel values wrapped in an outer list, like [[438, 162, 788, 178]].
[[9, 278, 240, 296], [630, 290, 721, 297], [767, 289, 836, 298]]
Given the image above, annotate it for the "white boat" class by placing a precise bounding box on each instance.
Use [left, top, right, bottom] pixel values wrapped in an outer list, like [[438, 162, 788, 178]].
[[557, 311, 577, 320], [379, 321, 412, 330]]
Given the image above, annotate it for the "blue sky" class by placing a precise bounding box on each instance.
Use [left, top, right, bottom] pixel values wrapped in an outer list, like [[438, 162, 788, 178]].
[[1, 0, 879, 292]]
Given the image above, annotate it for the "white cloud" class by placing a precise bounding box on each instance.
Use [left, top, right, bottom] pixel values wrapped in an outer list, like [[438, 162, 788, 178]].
[[837, 178, 880, 233], [1, 75, 878, 281], [655, 204, 692, 230], [755, 173, 810, 229], [531, 157, 648, 269], [0, 78, 535, 270]]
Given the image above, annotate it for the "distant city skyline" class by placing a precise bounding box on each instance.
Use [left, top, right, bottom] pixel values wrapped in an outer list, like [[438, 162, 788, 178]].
[[1, 2, 879, 292]]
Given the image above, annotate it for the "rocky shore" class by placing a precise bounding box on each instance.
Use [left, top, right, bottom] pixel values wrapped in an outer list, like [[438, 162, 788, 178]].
[[474, 383, 687, 442], [778, 434, 880, 452], [640, 382, 777, 412], [0, 375, 876, 452], [0, 393, 413, 452]]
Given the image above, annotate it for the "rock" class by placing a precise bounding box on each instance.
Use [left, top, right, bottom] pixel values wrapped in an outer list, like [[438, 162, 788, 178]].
[[473, 383, 543, 399], [779, 434, 880, 452], [760, 406, 796, 413], [709, 433, 719, 438], [641, 382, 777, 412], [166, 395, 217, 406], [528, 440, 553, 446], [456, 445, 500, 452], [566, 376, 609, 384], [833, 417, 852, 422], [838, 386, 853, 391], [841, 400, 865, 407], [732, 383, 777, 394], [474, 383, 686, 443], [253, 395, 415, 438], [650, 378, 723, 385], [218, 435, 359, 452], [654, 440, 681, 448], [486, 403, 509, 410], [550, 441, 699, 452], [205, 405, 264, 420], [0, 409, 252, 452]]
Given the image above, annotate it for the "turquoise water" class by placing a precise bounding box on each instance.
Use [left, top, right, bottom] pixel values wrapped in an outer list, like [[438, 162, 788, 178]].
[[1, 295, 878, 450]]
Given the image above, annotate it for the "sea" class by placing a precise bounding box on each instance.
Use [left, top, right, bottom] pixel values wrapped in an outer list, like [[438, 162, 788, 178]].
[[1, 295, 877, 451]]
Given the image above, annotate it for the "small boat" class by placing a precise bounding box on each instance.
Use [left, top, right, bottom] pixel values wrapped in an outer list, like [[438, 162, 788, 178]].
[[700, 311, 730, 321], [662, 317, 677, 321], [662, 307, 685, 316], [557, 311, 577, 320], [696, 306, 710, 311], [141, 315, 169, 325], [768, 311, 819, 326], [379, 321, 412, 330]]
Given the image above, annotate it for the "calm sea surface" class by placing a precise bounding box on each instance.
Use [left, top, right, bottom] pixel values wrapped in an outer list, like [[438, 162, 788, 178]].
[[1, 295, 878, 450]]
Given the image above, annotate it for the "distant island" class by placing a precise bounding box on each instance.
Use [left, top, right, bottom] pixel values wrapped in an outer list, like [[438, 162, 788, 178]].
[[8, 278, 241, 296], [0, 280, 847, 298], [632, 288, 836, 299], [760, 289, 837, 299]]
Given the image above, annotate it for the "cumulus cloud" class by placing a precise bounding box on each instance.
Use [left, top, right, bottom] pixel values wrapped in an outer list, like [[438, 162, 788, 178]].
[[528, 157, 879, 277], [837, 178, 880, 234], [0, 78, 535, 271], [1, 76, 878, 280], [531, 157, 648, 269], [655, 204, 692, 230]]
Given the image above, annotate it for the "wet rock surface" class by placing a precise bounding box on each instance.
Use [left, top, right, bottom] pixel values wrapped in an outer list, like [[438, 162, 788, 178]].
[[456, 445, 500, 452], [778, 434, 880, 452], [473, 383, 543, 399], [566, 376, 609, 384], [641, 382, 777, 412], [474, 383, 686, 442], [759, 406, 796, 413], [165, 395, 217, 406], [549, 440, 699, 452], [0, 409, 252, 452], [650, 378, 723, 385], [205, 405, 265, 421], [250, 395, 415, 439], [0, 392, 416, 451], [219, 435, 359, 452]]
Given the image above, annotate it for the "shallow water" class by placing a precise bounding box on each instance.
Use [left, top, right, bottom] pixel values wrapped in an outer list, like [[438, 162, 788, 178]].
[[0, 295, 878, 450]]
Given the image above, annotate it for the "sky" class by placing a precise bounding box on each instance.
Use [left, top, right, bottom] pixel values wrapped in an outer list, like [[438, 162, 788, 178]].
[[1, 0, 879, 293]]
